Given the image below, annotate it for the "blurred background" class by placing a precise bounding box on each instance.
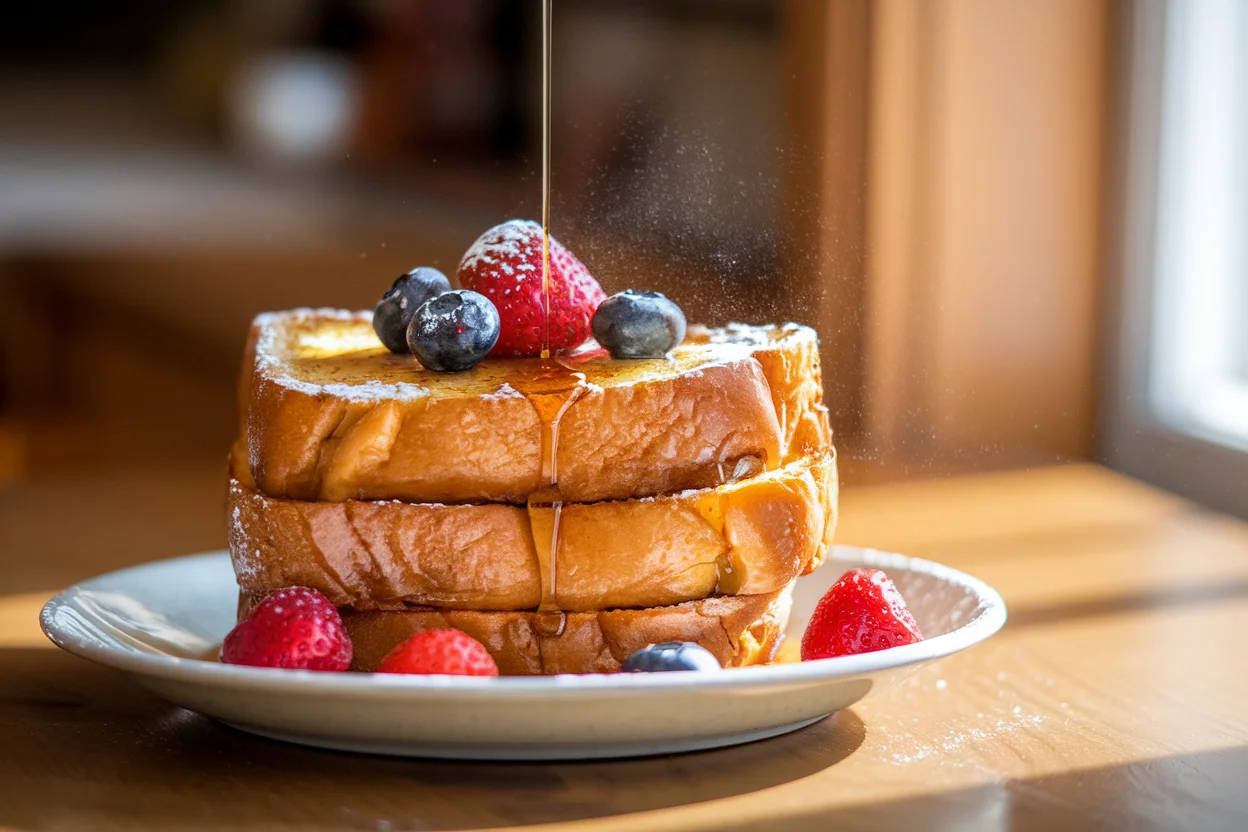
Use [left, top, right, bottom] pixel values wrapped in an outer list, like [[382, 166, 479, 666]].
[[0, 0, 1245, 518]]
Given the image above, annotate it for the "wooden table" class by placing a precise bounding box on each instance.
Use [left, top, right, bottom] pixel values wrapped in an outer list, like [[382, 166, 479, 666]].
[[2, 463, 1247, 830]]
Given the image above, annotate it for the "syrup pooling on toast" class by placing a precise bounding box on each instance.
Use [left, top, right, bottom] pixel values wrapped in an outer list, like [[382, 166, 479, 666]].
[[269, 314, 791, 395]]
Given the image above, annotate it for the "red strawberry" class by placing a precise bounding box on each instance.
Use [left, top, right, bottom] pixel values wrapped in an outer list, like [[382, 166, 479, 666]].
[[800, 568, 923, 660], [457, 219, 606, 356], [375, 629, 500, 676], [221, 587, 352, 671]]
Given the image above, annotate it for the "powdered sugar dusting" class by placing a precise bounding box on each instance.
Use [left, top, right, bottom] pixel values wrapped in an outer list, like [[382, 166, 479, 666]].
[[253, 307, 359, 329], [480, 382, 526, 401], [247, 310, 817, 399], [251, 308, 435, 402], [252, 308, 371, 374], [272, 375, 432, 403], [881, 713, 1047, 766], [227, 481, 261, 583], [703, 322, 815, 349], [459, 219, 543, 276]]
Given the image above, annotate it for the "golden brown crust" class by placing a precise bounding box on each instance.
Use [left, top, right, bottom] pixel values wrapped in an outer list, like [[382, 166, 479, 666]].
[[749, 327, 833, 460], [228, 453, 836, 612], [240, 311, 831, 504], [547, 360, 782, 503], [252, 586, 792, 675], [248, 378, 545, 504]]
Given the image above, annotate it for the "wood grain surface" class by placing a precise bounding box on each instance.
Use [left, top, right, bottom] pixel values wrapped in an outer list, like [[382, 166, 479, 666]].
[[2, 463, 1247, 830]]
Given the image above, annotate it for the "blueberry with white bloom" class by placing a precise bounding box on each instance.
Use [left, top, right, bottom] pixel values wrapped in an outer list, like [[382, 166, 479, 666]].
[[407, 290, 500, 373], [373, 267, 452, 353], [592, 290, 687, 359]]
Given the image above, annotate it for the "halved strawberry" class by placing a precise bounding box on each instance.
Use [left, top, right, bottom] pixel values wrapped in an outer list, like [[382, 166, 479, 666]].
[[457, 220, 606, 356], [800, 568, 923, 660]]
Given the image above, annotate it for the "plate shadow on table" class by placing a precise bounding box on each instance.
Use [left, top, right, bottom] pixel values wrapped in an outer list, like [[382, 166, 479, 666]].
[[1004, 577, 1248, 630], [0, 648, 865, 830], [740, 745, 1248, 832]]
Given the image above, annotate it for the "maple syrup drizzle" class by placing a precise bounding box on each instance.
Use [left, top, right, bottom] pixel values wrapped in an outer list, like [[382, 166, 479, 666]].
[[540, 0, 553, 361], [513, 362, 586, 614], [546, 372, 586, 484], [524, 497, 564, 616], [526, 0, 569, 620], [547, 500, 563, 608], [533, 607, 567, 638]]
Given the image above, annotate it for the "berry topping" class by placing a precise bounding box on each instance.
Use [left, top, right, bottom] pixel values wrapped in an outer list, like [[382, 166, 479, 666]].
[[373, 267, 452, 353], [221, 587, 352, 671], [622, 641, 721, 672], [800, 568, 923, 660], [407, 289, 500, 372], [591, 290, 687, 359], [457, 219, 606, 356], [375, 629, 500, 676]]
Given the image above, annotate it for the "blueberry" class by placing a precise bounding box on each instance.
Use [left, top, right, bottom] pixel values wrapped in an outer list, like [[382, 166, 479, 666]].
[[591, 290, 687, 359], [622, 641, 721, 672], [373, 267, 452, 353], [407, 290, 500, 372]]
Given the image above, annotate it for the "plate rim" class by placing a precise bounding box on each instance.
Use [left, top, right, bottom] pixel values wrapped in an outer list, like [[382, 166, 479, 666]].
[[40, 546, 1007, 699]]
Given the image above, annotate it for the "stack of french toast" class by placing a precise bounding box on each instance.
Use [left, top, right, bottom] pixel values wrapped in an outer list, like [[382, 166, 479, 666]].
[[226, 223, 837, 675]]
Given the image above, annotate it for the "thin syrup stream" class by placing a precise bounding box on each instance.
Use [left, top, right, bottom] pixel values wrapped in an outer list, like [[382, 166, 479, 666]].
[[540, 0, 553, 360], [536, 0, 561, 616], [528, 0, 573, 626]]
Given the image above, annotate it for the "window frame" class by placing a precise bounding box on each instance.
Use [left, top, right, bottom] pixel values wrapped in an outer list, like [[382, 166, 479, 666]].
[[1102, 0, 1248, 518]]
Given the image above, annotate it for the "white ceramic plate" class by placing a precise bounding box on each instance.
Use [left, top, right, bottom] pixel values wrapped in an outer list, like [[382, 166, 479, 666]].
[[40, 546, 1005, 760]]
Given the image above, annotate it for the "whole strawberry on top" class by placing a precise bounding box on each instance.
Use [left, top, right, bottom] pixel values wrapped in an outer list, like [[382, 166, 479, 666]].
[[457, 219, 606, 356], [222, 586, 352, 671], [801, 568, 923, 660]]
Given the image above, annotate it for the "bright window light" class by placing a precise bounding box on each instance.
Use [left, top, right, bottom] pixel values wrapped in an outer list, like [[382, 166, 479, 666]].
[[1150, 0, 1248, 452]]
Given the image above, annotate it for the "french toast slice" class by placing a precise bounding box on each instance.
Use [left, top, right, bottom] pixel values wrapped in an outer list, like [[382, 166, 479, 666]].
[[228, 452, 836, 613], [240, 310, 831, 504], [239, 584, 794, 675]]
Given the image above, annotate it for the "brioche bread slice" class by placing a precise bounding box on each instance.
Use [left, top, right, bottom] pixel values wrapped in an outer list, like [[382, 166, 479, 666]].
[[229, 452, 836, 612], [240, 310, 830, 505], [239, 585, 793, 675]]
